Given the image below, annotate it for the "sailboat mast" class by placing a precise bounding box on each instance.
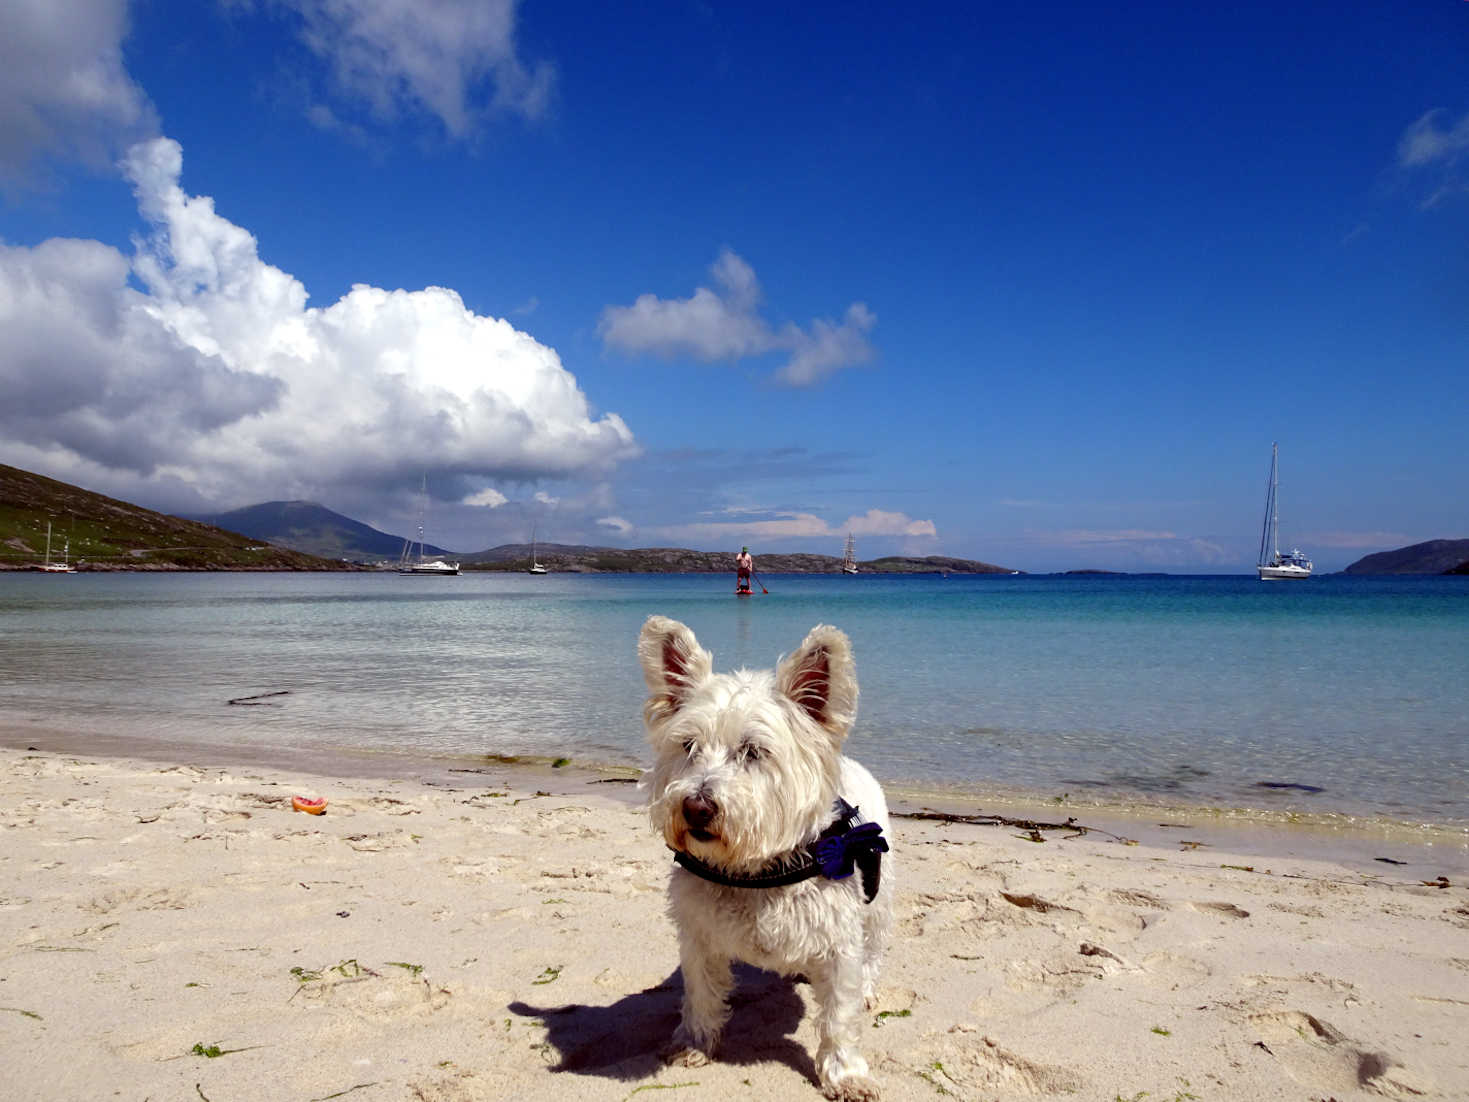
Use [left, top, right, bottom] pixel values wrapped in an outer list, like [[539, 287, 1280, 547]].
[[45, 521, 52, 567], [1258, 447, 1274, 567], [1271, 443, 1281, 561], [417, 474, 428, 561], [1255, 442, 1311, 581]]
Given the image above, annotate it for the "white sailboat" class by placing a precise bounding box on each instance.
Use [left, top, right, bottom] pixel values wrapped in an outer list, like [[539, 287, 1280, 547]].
[[398, 478, 460, 576], [841, 533, 859, 575], [1257, 443, 1312, 581], [528, 525, 548, 574], [38, 521, 77, 573]]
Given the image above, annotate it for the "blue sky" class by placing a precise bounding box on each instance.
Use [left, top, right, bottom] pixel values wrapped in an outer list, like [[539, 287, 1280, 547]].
[[1, 1, 1465, 572]]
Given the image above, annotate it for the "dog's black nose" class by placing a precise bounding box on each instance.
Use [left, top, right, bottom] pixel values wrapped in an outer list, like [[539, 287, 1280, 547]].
[[681, 793, 717, 830]]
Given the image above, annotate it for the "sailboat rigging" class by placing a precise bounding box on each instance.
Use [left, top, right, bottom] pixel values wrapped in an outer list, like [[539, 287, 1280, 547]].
[[528, 524, 547, 574], [38, 521, 77, 573], [841, 533, 858, 575], [398, 477, 460, 576], [1257, 443, 1312, 581]]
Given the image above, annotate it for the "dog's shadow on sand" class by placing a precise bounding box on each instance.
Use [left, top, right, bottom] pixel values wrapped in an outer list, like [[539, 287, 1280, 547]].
[[508, 965, 816, 1085]]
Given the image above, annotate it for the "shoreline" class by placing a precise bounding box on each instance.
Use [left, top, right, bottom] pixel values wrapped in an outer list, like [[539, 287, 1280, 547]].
[[6, 724, 1465, 880], [10, 564, 1469, 576]]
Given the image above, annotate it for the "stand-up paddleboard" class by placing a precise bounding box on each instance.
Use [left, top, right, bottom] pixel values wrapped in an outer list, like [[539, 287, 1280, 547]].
[[735, 587, 753, 596]]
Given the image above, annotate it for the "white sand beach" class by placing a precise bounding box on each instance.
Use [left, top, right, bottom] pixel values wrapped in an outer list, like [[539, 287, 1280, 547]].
[[2, 742, 1465, 1101]]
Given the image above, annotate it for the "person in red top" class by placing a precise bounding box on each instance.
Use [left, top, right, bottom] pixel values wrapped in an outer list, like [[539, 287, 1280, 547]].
[[735, 546, 753, 593]]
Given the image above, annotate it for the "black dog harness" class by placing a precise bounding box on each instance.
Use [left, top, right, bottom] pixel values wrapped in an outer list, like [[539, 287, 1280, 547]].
[[670, 797, 888, 903]]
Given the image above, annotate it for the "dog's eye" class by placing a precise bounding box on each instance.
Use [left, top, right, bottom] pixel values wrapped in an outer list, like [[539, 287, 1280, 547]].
[[740, 740, 762, 764], [681, 738, 697, 756]]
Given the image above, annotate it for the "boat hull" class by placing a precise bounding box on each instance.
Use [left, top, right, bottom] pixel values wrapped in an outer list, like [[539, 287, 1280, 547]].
[[398, 561, 460, 576], [1257, 563, 1311, 581]]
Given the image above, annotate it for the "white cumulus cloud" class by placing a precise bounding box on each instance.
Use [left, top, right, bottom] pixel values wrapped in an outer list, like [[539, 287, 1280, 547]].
[[280, 0, 555, 137], [844, 508, 937, 538], [598, 249, 876, 387], [464, 488, 508, 507], [0, 234, 282, 473], [0, 0, 157, 184], [0, 136, 639, 514], [596, 515, 633, 535]]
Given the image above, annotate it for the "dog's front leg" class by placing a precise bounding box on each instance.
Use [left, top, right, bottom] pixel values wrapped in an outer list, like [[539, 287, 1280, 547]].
[[665, 934, 733, 1066], [811, 953, 880, 1101]]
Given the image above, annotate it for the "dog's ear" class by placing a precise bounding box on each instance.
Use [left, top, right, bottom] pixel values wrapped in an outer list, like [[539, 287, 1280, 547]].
[[639, 615, 713, 724], [776, 624, 858, 740]]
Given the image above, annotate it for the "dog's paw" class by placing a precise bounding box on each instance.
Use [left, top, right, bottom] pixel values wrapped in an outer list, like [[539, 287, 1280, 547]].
[[661, 1043, 712, 1068], [823, 1074, 880, 1102]]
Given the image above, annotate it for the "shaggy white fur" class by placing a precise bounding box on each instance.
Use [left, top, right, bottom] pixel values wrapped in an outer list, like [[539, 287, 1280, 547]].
[[639, 616, 895, 1102]]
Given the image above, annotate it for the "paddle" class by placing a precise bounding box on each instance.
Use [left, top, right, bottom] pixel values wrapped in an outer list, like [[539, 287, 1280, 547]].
[[751, 571, 768, 594]]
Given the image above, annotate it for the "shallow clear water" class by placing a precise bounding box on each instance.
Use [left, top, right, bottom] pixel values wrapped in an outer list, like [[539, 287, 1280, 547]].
[[1, 571, 1465, 825]]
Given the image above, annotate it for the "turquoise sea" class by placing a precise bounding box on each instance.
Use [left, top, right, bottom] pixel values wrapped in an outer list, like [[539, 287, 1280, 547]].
[[1, 571, 1465, 828]]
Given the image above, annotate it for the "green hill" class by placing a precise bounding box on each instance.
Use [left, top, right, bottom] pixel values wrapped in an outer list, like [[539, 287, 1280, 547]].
[[0, 465, 359, 571]]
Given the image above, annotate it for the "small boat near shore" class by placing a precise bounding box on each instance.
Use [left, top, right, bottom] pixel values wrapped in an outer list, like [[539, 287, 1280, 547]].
[[36, 522, 77, 573], [528, 525, 547, 574], [1257, 442, 1311, 581]]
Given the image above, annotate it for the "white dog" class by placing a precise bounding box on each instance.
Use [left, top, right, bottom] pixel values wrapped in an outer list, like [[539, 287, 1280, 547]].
[[639, 616, 894, 1101]]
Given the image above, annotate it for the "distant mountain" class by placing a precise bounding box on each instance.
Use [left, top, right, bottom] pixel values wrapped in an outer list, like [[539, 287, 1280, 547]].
[[193, 500, 449, 561], [1342, 539, 1469, 575], [0, 465, 356, 571]]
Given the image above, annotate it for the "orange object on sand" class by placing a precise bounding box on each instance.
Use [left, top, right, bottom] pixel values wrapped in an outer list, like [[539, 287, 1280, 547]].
[[291, 795, 328, 814]]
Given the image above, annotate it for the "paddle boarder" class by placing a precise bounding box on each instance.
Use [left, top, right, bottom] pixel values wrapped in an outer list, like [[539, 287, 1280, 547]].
[[735, 546, 753, 595]]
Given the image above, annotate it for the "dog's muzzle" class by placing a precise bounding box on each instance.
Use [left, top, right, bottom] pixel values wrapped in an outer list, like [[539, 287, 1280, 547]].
[[681, 793, 718, 842]]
